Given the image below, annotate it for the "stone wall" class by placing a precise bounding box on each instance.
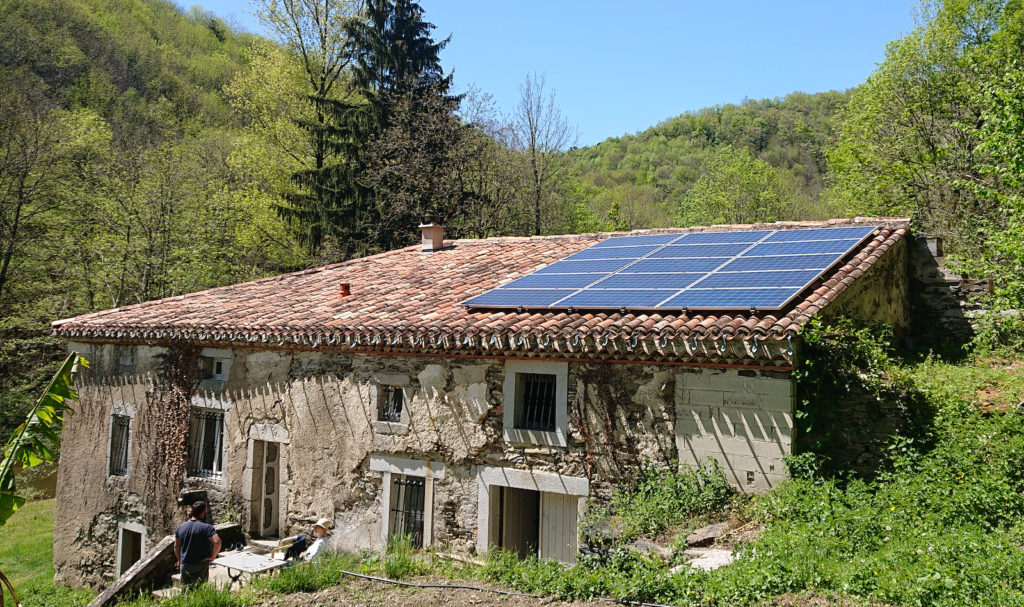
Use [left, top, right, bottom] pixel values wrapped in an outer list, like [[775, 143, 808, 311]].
[[823, 236, 910, 337], [907, 236, 991, 348], [55, 342, 798, 588]]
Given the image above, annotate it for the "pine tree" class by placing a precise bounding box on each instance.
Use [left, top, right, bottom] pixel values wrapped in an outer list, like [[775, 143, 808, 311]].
[[283, 0, 463, 257]]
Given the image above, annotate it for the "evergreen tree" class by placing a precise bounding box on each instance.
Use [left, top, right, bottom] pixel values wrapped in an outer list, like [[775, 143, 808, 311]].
[[284, 0, 462, 257]]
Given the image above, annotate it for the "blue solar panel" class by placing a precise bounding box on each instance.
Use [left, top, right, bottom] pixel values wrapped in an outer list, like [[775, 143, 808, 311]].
[[675, 230, 774, 244], [648, 244, 750, 258], [664, 288, 797, 308], [534, 259, 635, 274], [696, 270, 823, 289], [766, 226, 875, 242], [501, 274, 604, 289], [747, 239, 862, 257], [592, 273, 704, 289], [562, 245, 659, 260], [629, 258, 729, 273], [460, 225, 879, 311], [556, 289, 679, 307], [589, 234, 684, 247], [464, 289, 575, 307], [720, 254, 839, 272]]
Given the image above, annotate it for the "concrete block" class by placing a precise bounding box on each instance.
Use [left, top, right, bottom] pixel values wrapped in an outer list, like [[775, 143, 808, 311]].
[[753, 377, 794, 397], [689, 389, 724, 407], [708, 374, 756, 394], [677, 372, 710, 391], [723, 392, 757, 408], [756, 393, 794, 412]]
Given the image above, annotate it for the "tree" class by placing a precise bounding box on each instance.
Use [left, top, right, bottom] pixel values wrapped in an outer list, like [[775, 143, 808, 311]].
[[289, 0, 461, 255], [676, 145, 803, 226], [826, 0, 1018, 250], [511, 73, 578, 235], [256, 0, 361, 254]]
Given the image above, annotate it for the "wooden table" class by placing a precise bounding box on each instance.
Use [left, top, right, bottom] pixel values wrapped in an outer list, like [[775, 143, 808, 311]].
[[212, 552, 287, 582]]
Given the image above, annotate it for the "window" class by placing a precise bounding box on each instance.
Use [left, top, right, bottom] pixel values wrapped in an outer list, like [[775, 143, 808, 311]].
[[211, 360, 225, 380], [109, 414, 130, 476], [389, 475, 425, 548], [189, 410, 224, 477], [514, 373, 556, 431], [503, 360, 568, 447], [377, 385, 404, 423]]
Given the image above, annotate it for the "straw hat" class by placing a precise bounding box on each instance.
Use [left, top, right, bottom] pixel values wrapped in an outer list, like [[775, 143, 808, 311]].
[[313, 517, 332, 535]]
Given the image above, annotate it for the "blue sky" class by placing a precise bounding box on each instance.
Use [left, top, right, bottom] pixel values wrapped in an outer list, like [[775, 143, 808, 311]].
[[194, 1, 919, 146]]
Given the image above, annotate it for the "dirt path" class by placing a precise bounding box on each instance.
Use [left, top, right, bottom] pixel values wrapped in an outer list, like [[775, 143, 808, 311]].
[[256, 575, 610, 607]]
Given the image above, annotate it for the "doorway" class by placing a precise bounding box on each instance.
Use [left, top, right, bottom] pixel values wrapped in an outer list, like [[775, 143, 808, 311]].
[[499, 487, 540, 558], [116, 525, 144, 576], [252, 440, 281, 537]]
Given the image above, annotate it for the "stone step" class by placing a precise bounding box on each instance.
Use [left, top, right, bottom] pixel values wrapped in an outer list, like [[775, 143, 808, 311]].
[[152, 587, 182, 600]]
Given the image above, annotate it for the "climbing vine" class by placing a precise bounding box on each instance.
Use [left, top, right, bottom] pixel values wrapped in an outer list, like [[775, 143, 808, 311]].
[[791, 317, 933, 477], [143, 345, 201, 530]]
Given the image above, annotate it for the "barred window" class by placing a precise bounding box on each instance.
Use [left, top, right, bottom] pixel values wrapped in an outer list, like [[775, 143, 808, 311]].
[[377, 385, 404, 423], [514, 373, 556, 432], [188, 410, 224, 478], [109, 415, 130, 476], [389, 475, 425, 548]]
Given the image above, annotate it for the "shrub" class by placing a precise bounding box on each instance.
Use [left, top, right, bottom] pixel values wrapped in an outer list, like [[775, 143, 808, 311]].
[[608, 459, 734, 540]]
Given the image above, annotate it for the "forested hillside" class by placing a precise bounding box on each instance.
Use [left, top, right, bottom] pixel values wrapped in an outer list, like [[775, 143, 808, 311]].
[[0, 0, 307, 435], [569, 91, 850, 228]]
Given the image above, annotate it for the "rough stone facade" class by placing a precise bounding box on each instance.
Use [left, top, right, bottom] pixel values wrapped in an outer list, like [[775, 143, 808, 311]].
[[53, 343, 795, 589]]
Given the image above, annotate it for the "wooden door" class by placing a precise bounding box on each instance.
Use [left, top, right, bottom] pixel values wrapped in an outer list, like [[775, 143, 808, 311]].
[[539, 492, 578, 563]]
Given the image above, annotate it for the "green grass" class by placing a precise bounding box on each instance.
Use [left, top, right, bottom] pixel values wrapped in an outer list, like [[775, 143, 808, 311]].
[[0, 499, 93, 607]]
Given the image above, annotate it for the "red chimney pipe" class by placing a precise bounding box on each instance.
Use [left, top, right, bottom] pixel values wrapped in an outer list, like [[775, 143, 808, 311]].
[[339, 283, 351, 297]]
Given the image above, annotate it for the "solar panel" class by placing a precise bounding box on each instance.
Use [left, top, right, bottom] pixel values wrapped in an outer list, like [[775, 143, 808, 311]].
[[461, 225, 878, 312]]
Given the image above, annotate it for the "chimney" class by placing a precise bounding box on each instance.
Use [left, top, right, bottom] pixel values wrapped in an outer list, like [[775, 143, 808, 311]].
[[419, 222, 444, 252]]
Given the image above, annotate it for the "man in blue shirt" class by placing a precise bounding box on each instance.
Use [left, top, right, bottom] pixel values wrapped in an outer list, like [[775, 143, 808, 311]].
[[174, 501, 221, 585]]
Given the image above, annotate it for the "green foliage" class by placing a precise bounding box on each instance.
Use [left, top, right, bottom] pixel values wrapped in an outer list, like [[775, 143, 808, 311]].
[[249, 552, 363, 595], [381, 533, 430, 579], [0, 500, 93, 607], [602, 460, 735, 540], [569, 91, 849, 229], [121, 584, 253, 607], [1, 353, 86, 525], [791, 318, 933, 475], [675, 145, 806, 226]]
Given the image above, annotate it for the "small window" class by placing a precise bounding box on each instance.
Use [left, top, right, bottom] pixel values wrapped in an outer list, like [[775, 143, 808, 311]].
[[377, 385, 404, 423], [514, 373, 556, 432], [389, 475, 425, 548], [188, 410, 224, 478], [109, 415, 130, 476], [211, 360, 224, 380]]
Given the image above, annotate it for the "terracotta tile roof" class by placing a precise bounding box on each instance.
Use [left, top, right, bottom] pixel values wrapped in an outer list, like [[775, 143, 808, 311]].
[[52, 218, 909, 365]]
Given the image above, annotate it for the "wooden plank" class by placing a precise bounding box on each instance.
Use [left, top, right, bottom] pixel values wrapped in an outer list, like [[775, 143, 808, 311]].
[[87, 535, 176, 607]]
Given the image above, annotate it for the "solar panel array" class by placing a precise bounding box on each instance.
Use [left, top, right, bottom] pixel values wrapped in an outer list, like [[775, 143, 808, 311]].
[[461, 225, 878, 312]]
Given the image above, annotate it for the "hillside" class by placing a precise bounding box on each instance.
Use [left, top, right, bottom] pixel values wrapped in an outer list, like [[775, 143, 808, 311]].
[[0, 0, 304, 439], [568, 91, 850, 228]]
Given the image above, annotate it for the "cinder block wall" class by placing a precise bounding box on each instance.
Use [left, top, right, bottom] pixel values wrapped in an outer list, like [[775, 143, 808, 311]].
[[675, 368, 794, 491]]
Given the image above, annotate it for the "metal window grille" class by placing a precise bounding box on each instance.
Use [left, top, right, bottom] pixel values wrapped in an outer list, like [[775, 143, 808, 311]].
[[189, 410, 224, 477], [108, 415, 130, 476], [515, 373, 556, 431], [378, 385, 404, 423], [389, 476, 425, 548]]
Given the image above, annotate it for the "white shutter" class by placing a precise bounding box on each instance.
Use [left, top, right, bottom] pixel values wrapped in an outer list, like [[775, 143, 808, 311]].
[[539, 492, 578, 564]]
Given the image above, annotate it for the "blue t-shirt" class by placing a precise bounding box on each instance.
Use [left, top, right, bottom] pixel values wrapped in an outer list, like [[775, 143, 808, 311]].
[[175, 519, 217, 565]]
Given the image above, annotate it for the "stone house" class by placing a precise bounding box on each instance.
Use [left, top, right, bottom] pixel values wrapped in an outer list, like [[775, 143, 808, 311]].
[[51, 218, 925, 589]]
